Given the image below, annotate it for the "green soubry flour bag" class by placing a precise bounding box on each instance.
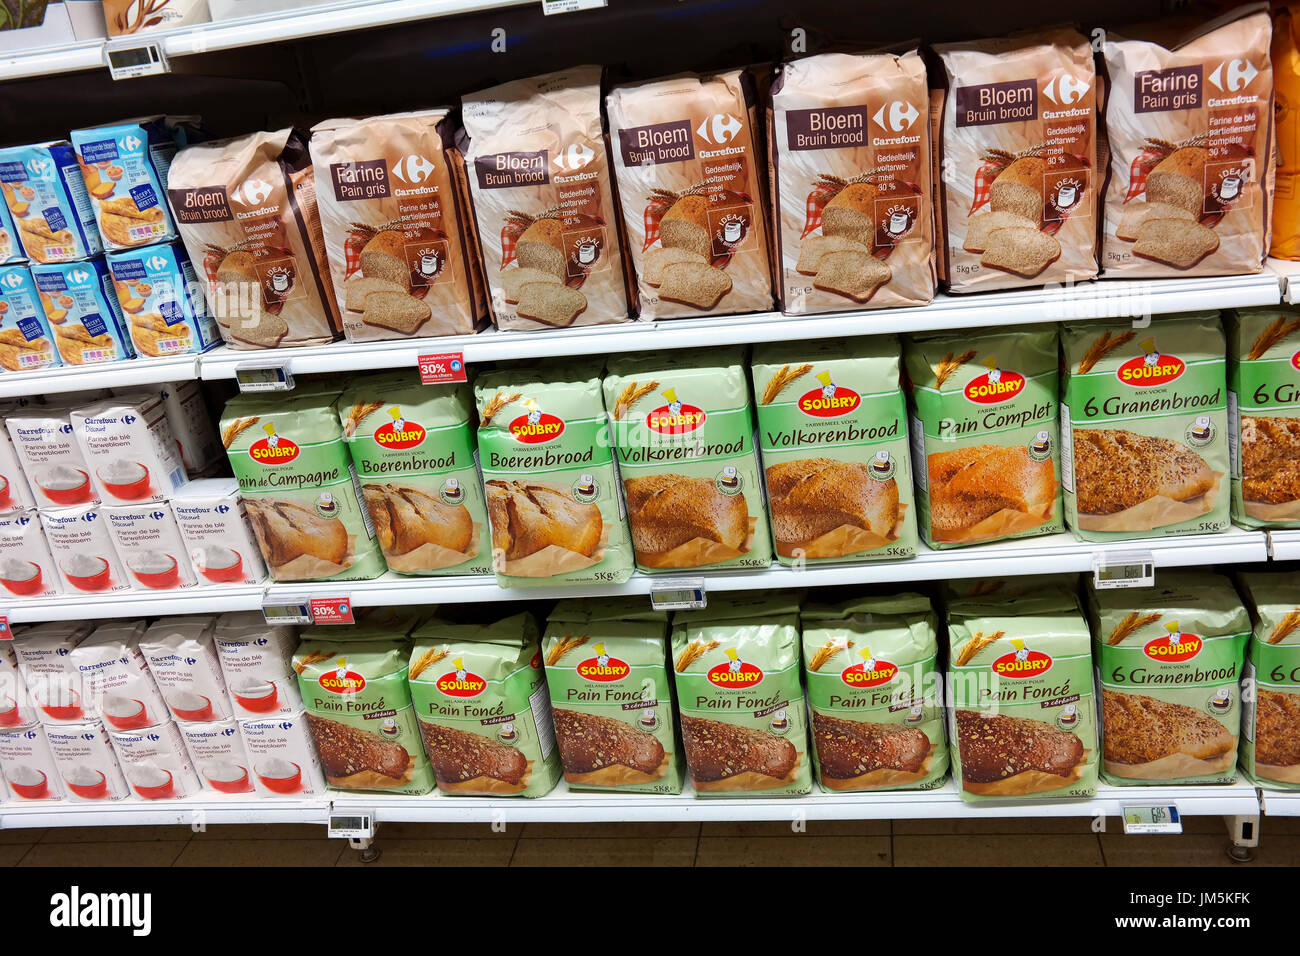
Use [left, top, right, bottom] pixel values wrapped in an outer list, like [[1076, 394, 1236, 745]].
[[408, 612, 562, 797], [903, 325, 1062, 549], [801, 593, 947, 792], [1237, 572, 1300, 789], [338, 371, 491, 575], [543, 598, 682, 794], [474, 363, 634, 587], [221, 390, 386, 582], [604, 347, 772, 573], [947, 594, 1098, 802], [751, 337, 917, 565], [670, 595, 811, 796], [943, 572, 1080, 606], [1227, 306, 1300, 527], [1086, 571, 1248, 786], [293, 626, 434, 795], [1061, 312, 1229, 541]]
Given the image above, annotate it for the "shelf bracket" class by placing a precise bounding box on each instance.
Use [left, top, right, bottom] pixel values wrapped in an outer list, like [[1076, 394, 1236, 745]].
[[191, 808, 206, 833]]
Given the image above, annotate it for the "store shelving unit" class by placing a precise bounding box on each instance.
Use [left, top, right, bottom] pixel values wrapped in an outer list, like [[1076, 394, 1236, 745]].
[[0, 354, 198, 401], [1267, 530, 1300, 561], [1260, 792, 1300, 817]]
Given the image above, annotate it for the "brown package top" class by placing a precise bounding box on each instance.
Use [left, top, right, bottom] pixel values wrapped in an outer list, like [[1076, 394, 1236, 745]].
[[606, 68, 775, 319], [770, 50, 935, 312], [310, 109, 485, 342], [460, 65, 631, 332], [167, 129, 342, 349], [935, 28, 1099, 293], [1101, 6, 1275, 278]]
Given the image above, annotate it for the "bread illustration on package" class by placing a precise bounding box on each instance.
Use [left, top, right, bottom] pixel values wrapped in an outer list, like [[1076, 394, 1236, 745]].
[[70, 118, 179, 252], [1061, 313, 1229, 540], [752, 338, 917, 564], [802, 594, 947, 791], [1227, 307, 1300, 526], [408, 612, 562, 797], [1086, 571, 1247, 786], [168, 129, 342, 349], [903, 325, 1063, 548], [1101, 7, 1274, 277], [770, 50, 934, 312], [543, 598, 682, 794], [606, 68, 774, 318], [30, 258, 136, 366], [339, 372, 491, 575], [0, 264, 59, 372], [1237, 572, 1300, 789], [473, 364, 633, 586], [946, 593, 1098, 801], [934, 28, 1098, 292], [106, 242, 221, 357], [461, 65, 631, 331], [310, 109, 486, 341], [671, 596, 812, 796], [604, 347, 773, 572], [220, 389, 387, 582], [0, 142, 103, 264]]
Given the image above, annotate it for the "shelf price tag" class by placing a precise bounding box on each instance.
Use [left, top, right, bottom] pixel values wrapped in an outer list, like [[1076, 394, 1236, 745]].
[[649, 577, 707, 611], [1092, 550, 1154, 590], [105, 40, 169, 80], [263, 596, 313, 626], [309, 597, 355, 625], [327, 810, 374, 840], [418, 352, 466, 385], [541, 0, 607, 13], [235, 361, 294, 393], [0, 615, 10, 640], [1121, 805, 1182, 834]]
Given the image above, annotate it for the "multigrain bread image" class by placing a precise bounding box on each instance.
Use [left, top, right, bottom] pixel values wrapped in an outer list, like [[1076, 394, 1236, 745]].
[[1116, 201, 1195, 241], [246, 499, 348, 567], [812, 250, 891, 303], [955, 709, 1083, 783], [1073, 429, 1214, 514], [657, 262, 731, 309], [962, 210, 1037, 253], [980, 226, 1061, 278], [795, 234, 868, 275], [419, 721, 528, 786], [515, 218, 567, 278], [1241, 416, 1300, 503], [1101, 689, 1234, 764], [1144, 146, 1207, 214], [363, 483, 472, 556], [1256, 688, 1300, 767], [306, 713, 411, 782], [486, 479, 602, 559], [500, 267, 561, 303], [553, 708, 665, 777], [643, 247, 706, 286], [988, 156, 1046, 223], [659, 194, 711, 257], [624, 474, 747, 554], [1132, 218, 1219, 268], [680, 715, 796, 782], [927, 444, 1055, 539], [812, 713, 928, 778], [766, 458, 898, 552]]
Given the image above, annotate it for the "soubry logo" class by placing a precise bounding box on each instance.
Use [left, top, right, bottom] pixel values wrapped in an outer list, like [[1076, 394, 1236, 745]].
[[373, 406, 426, 449], [964, 356, 1026, 404], [1117, 338, 1185, 387], [248, 423, 300, 465], [1290, 349, 1300, 373], [696, 113, 743, 145], [50, 886, 151, 936], [872, 100, 920, 132], [1143, 621, 1203, 663], [840, 647, 898, 688], [437, 658, 487, 697], [319, 658, 366, 695], [992, 640, 1053, 678], [798, 371, 861, 418], [706, 649, 763, 687], [646, 388, 706, 433], [508, 399, 565, 444], [576, 643, 630, 682]]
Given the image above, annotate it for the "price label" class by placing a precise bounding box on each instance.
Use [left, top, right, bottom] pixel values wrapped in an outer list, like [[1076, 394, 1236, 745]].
[[235, 362, 294, 393], [328, 811, 374, 839], [0, 615, 10, 640], [1093, 550, 1155, 590], [541, 0, 606, 13], [649, 577, 707, 611], [310, 597, 354, 625], [263, 599, 313, 626], [418, 352, 467, 385], [1122, 805, 1182, 834], [105, 40, 169, 80]]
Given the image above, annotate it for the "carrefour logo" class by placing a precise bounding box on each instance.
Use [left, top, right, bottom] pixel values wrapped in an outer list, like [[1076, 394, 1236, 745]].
[[872, 101, 920, 132], [391, 154, 436, 185], [1043, 73, 1090, 105], [697, 113, 743, 145], [1208, 59, 1259, 92]]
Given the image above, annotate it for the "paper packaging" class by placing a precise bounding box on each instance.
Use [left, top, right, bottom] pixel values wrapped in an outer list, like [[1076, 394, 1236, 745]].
[[68, 621, 169, 730], [171, 478, 267, 585], [109, 721, 202, 800], [0, 724, 65, 801], [5, 404, 97, 507], [0, 642, 36, 729], [158, 381, 223, 475], [30, 257, 136, 365], [214, 611, 301, 718], [104, 501, 197, 591], [0, 264, 60, 372], [140, 616, 231, 723], [102, 0, 211, 36], [70, 118, 179, 251], [10, 622, 92, 726], [71, 391, 187, 505], [44, 720, 132, 802], [0, 178, 19, 264], [106, 243, 221, 357], [40, 504, 133, 595], [1237, 571, 1300, 789], [0, 403, 35, 513], [179, 719, 254, 793], [238, 712, 327, 796], [0, 141, 103, 263], [0, 510, 61, 599]]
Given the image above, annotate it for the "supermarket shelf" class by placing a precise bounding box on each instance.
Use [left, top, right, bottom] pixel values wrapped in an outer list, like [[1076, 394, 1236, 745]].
[[1269, 257, 1300, 305], [0, 354, 198, 401], [1261, 791, 1300, 816], [1267, 529, 1300, 561], [3, 583, 265, 624]]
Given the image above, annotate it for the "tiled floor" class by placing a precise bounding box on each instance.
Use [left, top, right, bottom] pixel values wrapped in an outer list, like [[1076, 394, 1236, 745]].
[[2, 816, 1299, 866]]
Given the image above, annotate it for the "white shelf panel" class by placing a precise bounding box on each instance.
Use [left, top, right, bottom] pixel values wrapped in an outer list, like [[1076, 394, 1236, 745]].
[[1267, 529, 1300, 561], [0, 354, 198, 400], [1261, 791, 1300, 816], [1268, 257, 1300, 305], [3, 583, 265, 624]]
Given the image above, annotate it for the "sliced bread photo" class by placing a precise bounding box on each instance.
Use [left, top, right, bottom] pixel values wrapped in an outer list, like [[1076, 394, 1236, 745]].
[[812, 250, 891, 303], [361, 292, 432, 335], [1116, 201, 1196, 241], [643, 247, 707, 286], [500, 266, 562, 303], [660, 195, 712, 257], [344, 276, 405, 313], [1132, 218, 1220, 269], [821, 182, 879, 246], [515, 284, 588, 327], [988, 157, 1046, 223], [657, 262, 732, 309], [795, 234, 868, 275], [979, 226, 1061, 278], [227, 311, 290, 348], [516, 218, 567, 278], [963, 210, 1037, 253], [360, 230, 410, 286]]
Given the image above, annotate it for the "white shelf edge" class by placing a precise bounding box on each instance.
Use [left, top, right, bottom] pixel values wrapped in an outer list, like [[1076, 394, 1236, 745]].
[[1266, 529, 1300, 562], [0, 354, 198, 400], [1268, 257, 1300, 305], [3, 583, 265, 624], [1260, 790, 1300, 816]]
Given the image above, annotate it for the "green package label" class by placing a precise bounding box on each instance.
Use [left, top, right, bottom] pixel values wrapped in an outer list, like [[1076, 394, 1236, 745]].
[[338, 372, 491, 575], [604, 347, 773, 573], [903, 325, 1062, 549], [751, 338, 917, 565], [408, 613, 562, 797], [1237, 572, 1300, 789], [1061, 313, 1229, 541], [221, 391, 386, 582]]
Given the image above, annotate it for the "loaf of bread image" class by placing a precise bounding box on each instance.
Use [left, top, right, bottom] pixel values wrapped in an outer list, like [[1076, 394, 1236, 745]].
[[516, 283, 587, 327], [766, 458, 898, 556], [516, 218, 567, 278], [962, 210, 1037, 253], [657, 261, 731, 309], [980, 226, 1061, 278], [659, 194, 711, 257], [216, 250, 259, 294], [1241, 416, 1300, 505], [363, 483, 472, 557], [1073, 428, 1215, 515], [1116, 201, 1195, 241], [625, 474, 748, 559], [821, 182, 880, 246], [795, 234, 867, 275], [927, 444, 1055, 541], [988, 156, 1046, 223], [1101, 689, 1234, 777], [359, 230, 410, 286], [245, 499, 349, 568], [344, 276, 403, 312], [500, 267, 561, 302], [1256, 688, 1300, 770], [680, 715, 796, 787], [812, 250, 891, 303], [1144, 146, 1207, 215], [419, 721, 529, 788], [1132, 218, 1220, 269], [361, 291, 431, 335], [306, 713, 412, 784], [553, 708, 666, 779], [955, 709, 1083, 784], [644, 247, 706, 286], [486, 479, 602, 559], [812, 713, 928, 780]]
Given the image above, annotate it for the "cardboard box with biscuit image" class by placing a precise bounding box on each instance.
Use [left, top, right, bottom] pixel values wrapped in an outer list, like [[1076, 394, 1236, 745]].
[[1086, 571, 1248, 786], [671, 595, 812, 796], [903, 324, 1063, 549], [0, 181, 20, 265], [604, 347, 773, 572], [947, 593, 1098, 802], [220, 389, 387, 583], [1100, 6, 1274, 279], [1237, 571, 1300, 789], [339, 371, 491, 576], [802, 593, 948, 792], [30, 258, 135, 366], [294, 625, 434, 795], [0, 263, 60, 372], [71, 118, 179, 252], [460, 65, 632, 332], [933, 28, 1098, 293], [543, 597, 682, 794], [770, 49, 934, 313], [408, 612, 562, 797], [0, 141, 103, 264], [752, 337, 917, 565], [107, 243, 220, 357], [474, 363, 634, 587], [310, 108, 487, 342], [1061, 313, 1229, 541]]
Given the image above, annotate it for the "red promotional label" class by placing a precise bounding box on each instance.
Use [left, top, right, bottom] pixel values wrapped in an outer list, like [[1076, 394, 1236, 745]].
[[797, 385, 862, 418], [0, 616, 9, 641], [991, 649, 1053, 678], [646, 403, 707, 434], [373, 417, 426, 450], [436, 669, 487, 697], [576, 656, 631, 682], [1117, 353, 1185, 387], [418, 352, 467, 385], [706, 660, 764, 687], [1143, 633, 1203, 663], [964, 371, 1026, 404], [509, 412, 565, 443], [840, 659, 898, 687], [248, 435, 300, 465], [309, 598, 354, 626], [1291, 350, 1300, 373], [318, 665, 366, 695]]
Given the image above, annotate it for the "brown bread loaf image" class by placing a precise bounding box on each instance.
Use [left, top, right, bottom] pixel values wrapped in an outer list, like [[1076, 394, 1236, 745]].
[[988, 157, 1046, 223], [1241, 416, 1300, 503], [927, 444, 1055, 539], [516, 283, 587, 327], [553, 708, 665, 776], [656, 262, 732, 309], [499, 267, 560, 303], [1101, 689, 1235, 764], [659, 194, 711, 258], [812, 713, 928, 779], [766, 458, 898, 553], [515, 218, 567, 277], [360, 292, 431, 335], [979, 227, 1061, 278], [795, 235, 868, 275], [359, 230, 409, 287], [363, 483, 473, 556], [343, 276, 404, 312], [962, 211, 1036, 253], [643, 247, 707, 286], [1132, 219, 1220, 269], [625, 474, 748, 555], [306, 713, 411, 781], [680, 715, 796, 782], [1116, 202, 1195, 241], [246, 499, 349, 567], [1256, 688, 1300, 767], [419, 721, 528, 786], [821, 182, 880, 246], [955, 709, 1084, 783], [486, 479, 602, 559], [811, 250, 891, 303], [1144, 147, 1207, 214], [1072, 429, 1215, 514]]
